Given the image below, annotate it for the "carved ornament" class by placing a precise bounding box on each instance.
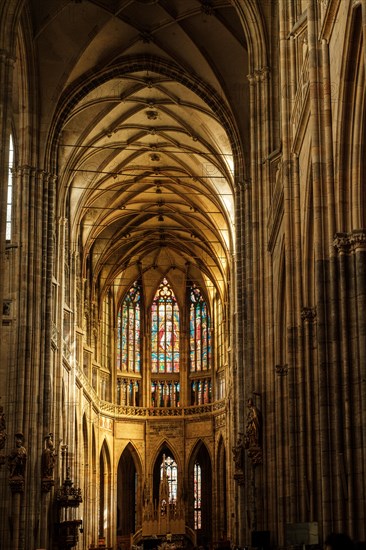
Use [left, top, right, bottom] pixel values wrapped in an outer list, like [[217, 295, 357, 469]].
[[334, 231, 366, 254], [301, 307, 317, 322], [275, 364, 288, 376], [56, 467, 82, 508], [244, 398, 263, 465]]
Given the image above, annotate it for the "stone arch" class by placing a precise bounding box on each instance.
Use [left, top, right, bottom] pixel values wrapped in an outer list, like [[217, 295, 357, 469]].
[[187, 439, 213, 547], [99, 439, 112, 545], [0, 0, 24, 54], [117, 442, 143, 541], [151, 440, 181, 507], [216, 435, 228, 541], [231, 0, 270, 72], [336, 2, 366, 230]]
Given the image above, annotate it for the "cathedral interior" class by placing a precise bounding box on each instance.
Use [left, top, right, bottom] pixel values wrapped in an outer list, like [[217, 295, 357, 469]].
[[0, 1, 365, 549]]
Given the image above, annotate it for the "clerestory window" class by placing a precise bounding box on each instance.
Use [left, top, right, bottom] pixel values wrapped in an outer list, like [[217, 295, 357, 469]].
[[117, 281, 141, 373], [151, 278, 179, 374]]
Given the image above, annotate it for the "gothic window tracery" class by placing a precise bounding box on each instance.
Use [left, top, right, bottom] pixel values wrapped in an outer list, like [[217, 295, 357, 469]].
[[189, 284, 212, 405], [151, 278, 179, 374], [117, 281, 142, 373], [189, 284, 210, 372], [117, 282, 142, 406], [115, 278, 213, 408], [160, 454, 177, 504]]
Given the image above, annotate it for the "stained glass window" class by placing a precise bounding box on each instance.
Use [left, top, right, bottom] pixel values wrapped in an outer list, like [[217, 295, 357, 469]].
[[151, 380, 180, 407], [189, 284, 211, 372], [194, 461, 202, 529], [117, 281, 141, 372], [191, 379, 212, 405], [151, 278, 179, 373], [160, 455, 178, 504]]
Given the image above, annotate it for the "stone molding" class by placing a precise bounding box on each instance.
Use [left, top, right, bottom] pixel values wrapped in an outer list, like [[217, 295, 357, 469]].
[[0, 49, 16, 66], [301, 307, 317, 322], [247, 66, 270, 86], [275, 364, 288, 376], [333, 230, 366, 254]]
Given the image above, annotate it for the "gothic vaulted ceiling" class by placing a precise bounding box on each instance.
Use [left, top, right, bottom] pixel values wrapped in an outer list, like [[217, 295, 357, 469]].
[[29, 0, 249, 305]]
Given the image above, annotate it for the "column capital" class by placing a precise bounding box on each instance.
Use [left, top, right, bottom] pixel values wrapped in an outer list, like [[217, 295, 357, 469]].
[[333, 230, 366, 254], [0, 49, 16, 66], [255, 66, 271, 82], [301, 306, 317, 322]]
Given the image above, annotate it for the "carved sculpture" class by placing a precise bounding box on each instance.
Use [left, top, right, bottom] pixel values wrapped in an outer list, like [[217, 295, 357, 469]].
[[232, 432, 245, 485], [8, 432, 27, 492], [244, 398, 263, 465], [42, 433, 57, 492], [42, 433, 56, 478], [232, 433, 244, 470], [0, 406, 7, 450], [8, 432, 27, 478]]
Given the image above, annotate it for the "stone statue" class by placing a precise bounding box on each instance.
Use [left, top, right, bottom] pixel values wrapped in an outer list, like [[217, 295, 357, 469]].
[[0, 406, 7, 450], [244, 398, 262, 449], [42, 433, 56, 478], [232, 432, 244, 470], [8, 432, 27, 479], [143, 479, 150, 504]]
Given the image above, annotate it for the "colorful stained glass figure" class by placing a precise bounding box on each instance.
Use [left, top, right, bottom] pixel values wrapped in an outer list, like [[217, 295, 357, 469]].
[[151, 278, 180, 374], [117, 281, 141, 373], [194, 461, 202, 529], [189, 284, 211, 372]]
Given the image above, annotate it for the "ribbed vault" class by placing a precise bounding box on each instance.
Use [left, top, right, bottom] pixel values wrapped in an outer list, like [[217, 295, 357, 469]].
[[31, 0, 250, 305]]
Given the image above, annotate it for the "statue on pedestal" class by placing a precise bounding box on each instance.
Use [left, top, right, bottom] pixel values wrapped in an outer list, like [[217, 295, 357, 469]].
[[244, 398, 263, 465], [232, 432, 245, 485], [42, 433, 56, 478], [42, 433, 57, 491], [8, 432, 27, 492]]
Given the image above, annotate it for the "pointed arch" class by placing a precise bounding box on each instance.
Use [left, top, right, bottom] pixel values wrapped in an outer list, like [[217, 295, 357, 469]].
[[99, 439, 112, 545], [151, 441, 180, 508], [336, 3, 366, 229], [231, 0, 269, 73], [187, 440, 213, 547], [216, 436, 228, 541], [117, 442, 143, 541]]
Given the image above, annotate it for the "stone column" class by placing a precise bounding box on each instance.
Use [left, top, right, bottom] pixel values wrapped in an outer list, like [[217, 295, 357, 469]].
[[0, 48, 16, 387], [307, 0, 337, 536], [333, 231, 366, 539], [278, 0, 298, 534]]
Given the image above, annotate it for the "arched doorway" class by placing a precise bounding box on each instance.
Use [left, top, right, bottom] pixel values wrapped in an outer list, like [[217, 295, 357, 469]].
[[117, 444, 141, 549], [188, 441, 213, 547]]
